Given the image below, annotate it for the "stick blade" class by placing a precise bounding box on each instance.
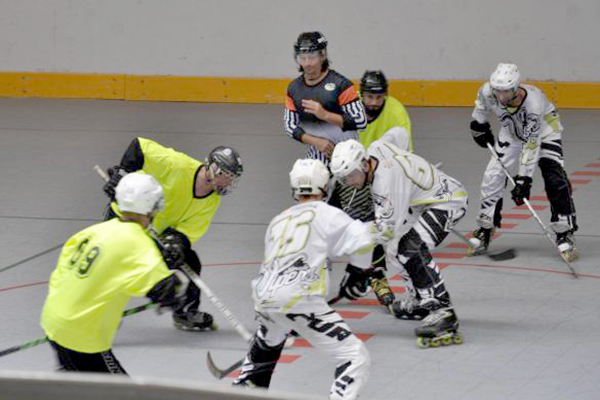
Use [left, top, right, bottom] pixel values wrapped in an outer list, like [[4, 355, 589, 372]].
[[206, 352, 228, 380], [488, 248, 517, 261], [206, 351, 244, 380]]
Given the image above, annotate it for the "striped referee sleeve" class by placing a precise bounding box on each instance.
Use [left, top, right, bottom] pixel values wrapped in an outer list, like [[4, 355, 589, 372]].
[[284, 108, 305, 141], [341, 99, 367, 131]]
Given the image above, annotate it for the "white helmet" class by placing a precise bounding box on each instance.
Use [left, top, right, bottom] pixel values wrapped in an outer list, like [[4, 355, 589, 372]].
[[490, 63, 520, 91], [289, 159, 330, 200], [330, 140, 367, 178], [116, 173, 165, 215]]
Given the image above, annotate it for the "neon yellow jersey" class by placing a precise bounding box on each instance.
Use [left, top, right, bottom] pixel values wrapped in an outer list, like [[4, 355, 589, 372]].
[[41, 219, 172, 353], [359, 96, 412, 151], [111, 137, 221, 243]]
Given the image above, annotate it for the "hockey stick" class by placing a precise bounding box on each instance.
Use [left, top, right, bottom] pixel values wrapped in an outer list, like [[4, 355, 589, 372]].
[[452, 230, 516, 261], [206, 293, 347, 379], [486, 144, 578, 278], [206, 351, 245, 379], [94, 165, 254, 342], [0, 302, 155, 358]]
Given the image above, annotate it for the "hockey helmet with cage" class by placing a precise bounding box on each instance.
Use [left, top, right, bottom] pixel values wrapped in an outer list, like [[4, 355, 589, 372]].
[[490, 63, 521, 91], [294, 31, 328, 56], [330, 140, 368, 178], [289, 159, 330, 200], [115, 172, 164, 215], [360, 70, 388, 94], [206, 146, 243, 195]]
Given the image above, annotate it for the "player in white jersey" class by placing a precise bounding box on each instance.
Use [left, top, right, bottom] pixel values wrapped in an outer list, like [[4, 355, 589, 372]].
[[469, 63, 578, 261], [233, 159, 374, 400], [330, 139, 467, 348]]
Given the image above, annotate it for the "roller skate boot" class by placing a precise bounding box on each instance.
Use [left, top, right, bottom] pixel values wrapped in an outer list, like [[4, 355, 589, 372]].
[[173, 310, 217, 331], [556, 231, 579, 263], [468, 227, 494, 256], [415, 307, 463, 348], [390, 297, 430, 320], [370, 273, 396, 307]]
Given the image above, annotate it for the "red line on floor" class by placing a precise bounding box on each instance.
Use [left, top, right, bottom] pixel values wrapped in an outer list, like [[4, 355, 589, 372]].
[[572, 171, 600, 176], [446, 262, 600, 279], [292, 333, 375, 348], [570, 179, 592, 185], [584, 163, 600, 168], [0, 281, 48, 293], [432, 252, 466, 259], [391, 286, 406, 294], [501, 214, 532, 220], [529, 195, 549, 202], [499, 223, 518, 229], [511, 204, 548, 211], [445, 242, 470, 249], [337, 310, 370, 319], [349, 299, 381, 306]]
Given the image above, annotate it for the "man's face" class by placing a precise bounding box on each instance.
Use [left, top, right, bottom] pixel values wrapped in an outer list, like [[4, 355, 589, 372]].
[[209, 165, 239, 195], [340, 168, 366, 190], [362, 92, 386, 118], [493, 88, 518, 107], [297, 51, 324, 78]]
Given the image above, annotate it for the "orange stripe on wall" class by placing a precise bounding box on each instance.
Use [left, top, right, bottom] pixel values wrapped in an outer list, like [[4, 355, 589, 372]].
[[1, 72, 600, 108]]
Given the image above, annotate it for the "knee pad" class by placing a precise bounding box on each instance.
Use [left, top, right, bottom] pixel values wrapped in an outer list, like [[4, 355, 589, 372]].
[[397, 231, 433, 289], [539, 158, 576, 217], [238, 327, 285, 388]]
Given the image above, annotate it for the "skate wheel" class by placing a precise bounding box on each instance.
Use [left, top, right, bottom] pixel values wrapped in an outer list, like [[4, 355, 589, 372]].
[[211, 323, 219, 331], [442, 336, 453, 346], [416, 337, 430, 348], [453, 332, 464, 345], [430, 337, 442, 347]]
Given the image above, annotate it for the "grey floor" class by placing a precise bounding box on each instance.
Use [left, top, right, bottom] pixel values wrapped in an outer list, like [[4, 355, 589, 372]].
[[0, 98, 599, 400]]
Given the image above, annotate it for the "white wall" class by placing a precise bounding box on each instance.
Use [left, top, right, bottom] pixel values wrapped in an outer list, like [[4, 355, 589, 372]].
[[1, 0, 598, 81]]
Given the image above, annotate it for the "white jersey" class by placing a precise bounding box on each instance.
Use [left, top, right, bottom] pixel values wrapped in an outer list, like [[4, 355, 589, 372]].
[[252, 201, 372, 314], [368, 140, 468, 240], [472, 83, 563, 177]]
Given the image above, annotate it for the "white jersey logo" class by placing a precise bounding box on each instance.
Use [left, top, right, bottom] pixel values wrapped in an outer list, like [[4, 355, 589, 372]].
[[324, 83, 336, 91]]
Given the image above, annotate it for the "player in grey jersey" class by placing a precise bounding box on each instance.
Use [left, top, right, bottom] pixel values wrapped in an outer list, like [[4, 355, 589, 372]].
[[469, 63, 578, 262], [233, 159, 374, 399]]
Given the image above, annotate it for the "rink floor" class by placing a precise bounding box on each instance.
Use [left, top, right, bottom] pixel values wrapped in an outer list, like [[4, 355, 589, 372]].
[[0, 98, 599, 400]]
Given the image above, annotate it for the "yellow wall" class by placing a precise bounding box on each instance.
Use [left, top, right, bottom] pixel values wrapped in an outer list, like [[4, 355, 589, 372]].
[[1, 72, 599, 108]]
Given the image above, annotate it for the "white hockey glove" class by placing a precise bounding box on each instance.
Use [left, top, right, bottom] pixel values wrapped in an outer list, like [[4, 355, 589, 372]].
[[369, 221, 394, 245]]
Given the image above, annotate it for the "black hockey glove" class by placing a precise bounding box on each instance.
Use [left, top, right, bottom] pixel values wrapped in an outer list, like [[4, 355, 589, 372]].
[[103, 165, 127, 200], [339, 264, 371, 300], [511, 176, 532, 206], [159, 228, 189, 269], [470, 120, 495, 148], [146, 271, 189, 311]]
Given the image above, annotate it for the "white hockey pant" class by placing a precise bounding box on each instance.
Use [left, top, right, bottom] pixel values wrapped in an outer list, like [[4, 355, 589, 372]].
[[388, 205, 467, 307], [242, 309, 370, 400], [476, 128, 576, 232]]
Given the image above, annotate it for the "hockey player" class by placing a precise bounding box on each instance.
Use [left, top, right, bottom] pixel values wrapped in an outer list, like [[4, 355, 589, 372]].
[[358, 70, 412, 150], [284, 31, 367, 162], [330, 139, 467, 348], [332, 70, 413, 307], [233, 159, 374, 399], [469, 63, 578, 262], [102, 137, 243, 331], [41, 173, 189, 373]]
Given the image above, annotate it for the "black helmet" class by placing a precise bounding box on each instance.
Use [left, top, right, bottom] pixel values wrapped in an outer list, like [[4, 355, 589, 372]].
[[206, 146, 243, 195], [207, 146, 243, 178], [360, 70, 388, 94], [294, 32, 328, 55]]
